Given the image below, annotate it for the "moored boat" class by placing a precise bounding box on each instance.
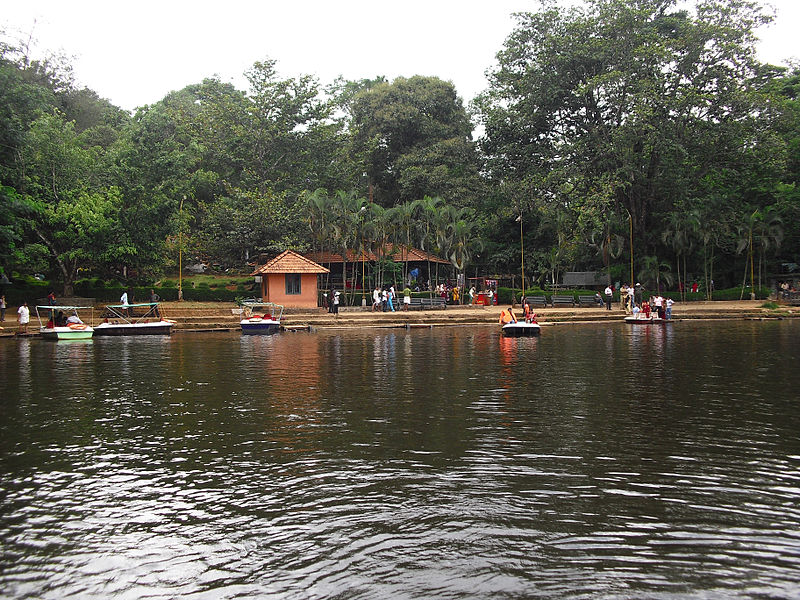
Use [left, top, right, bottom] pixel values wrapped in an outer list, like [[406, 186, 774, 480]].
[[240, 301, 283, 335], [624, 315, 669, 325], [36, 305, 94, 340], [501, 321, 541, 337], [94, 302, 175, 336]]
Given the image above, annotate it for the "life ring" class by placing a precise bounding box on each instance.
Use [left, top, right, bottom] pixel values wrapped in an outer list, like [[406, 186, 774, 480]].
[[68, 323, 87, 330]]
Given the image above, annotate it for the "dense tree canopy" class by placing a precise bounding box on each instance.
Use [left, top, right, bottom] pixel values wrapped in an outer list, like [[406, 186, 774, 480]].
[[475, 0, 797, 290], [0, 0, 798, 297]]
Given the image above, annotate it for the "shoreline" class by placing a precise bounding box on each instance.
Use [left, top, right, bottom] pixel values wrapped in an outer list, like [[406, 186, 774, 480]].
[[1, 300, 797, 337]]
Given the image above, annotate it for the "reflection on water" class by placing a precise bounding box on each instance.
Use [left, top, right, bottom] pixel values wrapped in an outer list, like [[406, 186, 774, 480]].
[[1, 321, 799, 599]]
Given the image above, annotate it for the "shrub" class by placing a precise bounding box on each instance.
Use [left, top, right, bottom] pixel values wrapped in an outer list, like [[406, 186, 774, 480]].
[[182, 287, 239, 302], [711, 286, 770, 301]]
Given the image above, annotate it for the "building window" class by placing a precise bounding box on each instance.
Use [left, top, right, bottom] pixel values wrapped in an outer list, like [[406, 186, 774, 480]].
[[285, 273, 301, 295]]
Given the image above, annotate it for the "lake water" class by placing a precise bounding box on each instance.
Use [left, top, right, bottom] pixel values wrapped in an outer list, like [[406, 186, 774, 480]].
[[1, 320, 799, 599]]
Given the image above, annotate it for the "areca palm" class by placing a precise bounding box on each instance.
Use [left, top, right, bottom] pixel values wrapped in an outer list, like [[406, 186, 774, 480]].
[[737, 207, 784, 298], [753, 207, 783, 290], [589, 228, 624, 285], [661, 209, 699, 300], [389, 202, 415, 285], [304, 188, 333, 289], [640, 255, 673, 293], [446, 210, 483, 302], [329, 190, 361, 304], [697, 212, 727, 300], [362, 202, 387, 287], [411, 195, 443, 295]]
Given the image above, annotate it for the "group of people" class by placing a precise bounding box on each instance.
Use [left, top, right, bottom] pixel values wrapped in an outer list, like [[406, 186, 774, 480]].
[[778, 281, 797, 299], [605, 283, 676, 320], [632, 294, 674, 320], [372, 285, 414, 312], [499, 298, 538, 325], [45, 310, 83, 328], [373, 285, 396, 312], [468, 286, 498, 305]]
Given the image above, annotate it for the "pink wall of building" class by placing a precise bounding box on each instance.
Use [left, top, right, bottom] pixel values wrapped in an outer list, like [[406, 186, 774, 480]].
[[261, 273, 319, 308]]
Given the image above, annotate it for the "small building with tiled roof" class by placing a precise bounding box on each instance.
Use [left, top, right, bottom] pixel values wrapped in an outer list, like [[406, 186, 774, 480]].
[[251, 250, 329, 308]]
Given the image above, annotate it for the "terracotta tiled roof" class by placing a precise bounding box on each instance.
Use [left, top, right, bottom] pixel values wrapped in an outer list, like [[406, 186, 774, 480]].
[[306, 245, 448, 265], [251, 250, 330, 275]]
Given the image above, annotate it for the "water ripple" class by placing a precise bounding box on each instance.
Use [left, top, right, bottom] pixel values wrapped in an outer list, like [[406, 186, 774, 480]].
[[1, 323, 800, 598]]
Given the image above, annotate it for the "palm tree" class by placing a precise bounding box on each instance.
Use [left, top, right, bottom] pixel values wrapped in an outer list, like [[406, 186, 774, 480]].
[[697, 213, 727, 301], [352, 199, 371, 303], [737, 207, 784, 299], [389, 202, 415, 285], [305, 188, 333, 290], [446, 209, 483, 302], [661, 209, 699, 301], [412, 196, 443, 296], [589, 228, 624, 285], [753, 207, 783, 291], [329, 190, 361, 305], [640, 255, 674, 293], [363, 202, 388, 288]]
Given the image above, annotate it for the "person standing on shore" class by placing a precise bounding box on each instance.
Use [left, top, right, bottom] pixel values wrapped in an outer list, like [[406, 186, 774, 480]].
[[653, 294, 664, 319], [0, 294, 6, 321], [150, 289, 161, 317], [17, 301, 29, 334], [332, 290, 340, 316], [666, 297, 675, 320], [604, 285, 613, 310], [372, 286, 381, 312], [386, 287, 395, 312], [403, 286, 411, 311]]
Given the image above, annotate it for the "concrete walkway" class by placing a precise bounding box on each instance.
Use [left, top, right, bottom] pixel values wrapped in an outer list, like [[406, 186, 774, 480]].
[[137, 299, 797, 331], [1, 300, 795, 337]]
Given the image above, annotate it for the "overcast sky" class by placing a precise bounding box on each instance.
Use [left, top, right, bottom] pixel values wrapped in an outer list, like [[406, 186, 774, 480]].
[[3, 1, 799, 112]]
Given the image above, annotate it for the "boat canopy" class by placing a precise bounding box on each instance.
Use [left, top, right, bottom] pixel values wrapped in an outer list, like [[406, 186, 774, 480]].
[[35, 305, 92, 311], [104, 302, 160, 309], [100, 302, 165, 324], [240, 301, 284, 319]]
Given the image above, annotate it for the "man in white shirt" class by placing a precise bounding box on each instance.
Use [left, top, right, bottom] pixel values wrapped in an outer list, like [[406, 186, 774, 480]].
[[17, 301, 30, 334], [604, 285, 613, 310], [666, 297, 675, 320], [654, 295, 664, 319], [372, 286, 381, 312]]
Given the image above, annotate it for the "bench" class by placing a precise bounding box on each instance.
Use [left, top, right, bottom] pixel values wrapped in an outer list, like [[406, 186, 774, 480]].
[[524, 296, 548, 308], [578, 295, 601, 307], [408, 296, 447, 309], [551, 294, 576, 307]]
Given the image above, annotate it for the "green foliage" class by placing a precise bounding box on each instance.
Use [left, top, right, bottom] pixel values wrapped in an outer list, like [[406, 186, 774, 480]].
[[711, 286, 771, 301], [2, 17, 799, 292], [348, 75, 481, 206], [181, 286, 240, 302], [476, 0, 791, 286]]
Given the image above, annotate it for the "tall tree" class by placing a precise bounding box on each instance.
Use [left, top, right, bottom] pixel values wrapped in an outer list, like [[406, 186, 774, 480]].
[[477, 0, 776, 273], [19, 112, 120, 294], [349, 76, 479, 206]]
